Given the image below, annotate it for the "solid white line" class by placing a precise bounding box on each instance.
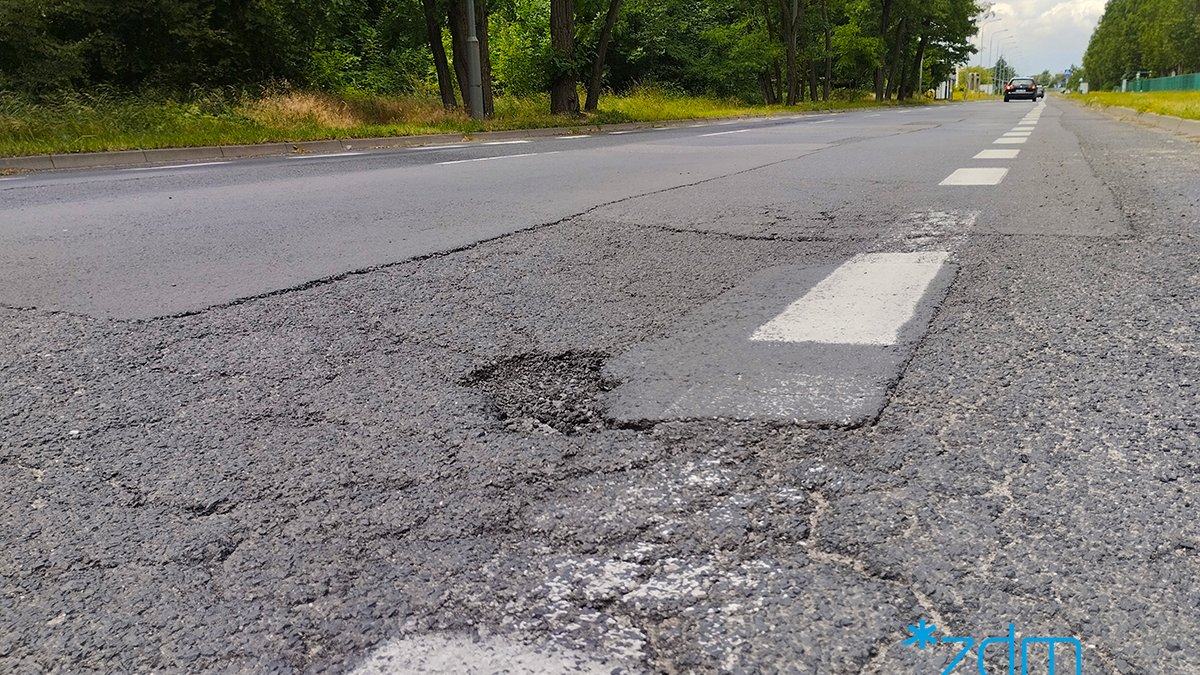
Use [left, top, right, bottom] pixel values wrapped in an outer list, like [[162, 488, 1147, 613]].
[[994, 137, 1028, 144], [555, 135, 591, 139], [482, 140, 530, 146], [688, 124, 706, 128], [608, 130, 639, 135], [415, 144, 467, 150], [700, 129, 752, 137], [125, 161, 231, 171], [752, 251, 950, 346], [718, 121, 739, 125], [809, 119, 835, 124], [867, 114, 882, 117], [0, 176, 26, 182], [437, 151, 557, 166], [940, 167, 1009, 185], [975, 149, 1020, 159], [288, 152, 364, 159]]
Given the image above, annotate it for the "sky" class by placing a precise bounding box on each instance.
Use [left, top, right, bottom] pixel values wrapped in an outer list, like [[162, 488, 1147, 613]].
[[972, 0, 1108, 75]]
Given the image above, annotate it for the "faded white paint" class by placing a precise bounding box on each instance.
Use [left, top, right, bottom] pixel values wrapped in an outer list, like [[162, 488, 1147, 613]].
[[751, 251, 951, 346], [975, 149, 1021, 159]]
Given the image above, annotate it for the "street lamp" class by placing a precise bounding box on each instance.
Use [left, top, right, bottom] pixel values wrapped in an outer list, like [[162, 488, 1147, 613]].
[[977, 17, 1001, 69], [986, 29, 1010, 70]]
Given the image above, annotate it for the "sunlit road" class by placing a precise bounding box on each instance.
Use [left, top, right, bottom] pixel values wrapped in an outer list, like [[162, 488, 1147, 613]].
[[3, 99, 1199, 673]]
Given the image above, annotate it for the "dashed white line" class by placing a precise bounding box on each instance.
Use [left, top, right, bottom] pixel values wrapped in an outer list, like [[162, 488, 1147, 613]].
[[752, 251, 951, 346], [1002, 131, 1032, 137], [555, 135, 591, 139], [700, 129, 752, 137], [608, 130, 639, 135], [415, 144, 467, 150], [288, 152, 364, 159], [993, 137, 1028, 144], [437, 151, 558, 166], [809, 119, 835, 124], [975, 149, 1020, 159], [940, 167, 1009, 185], [482, 140, 530, 146], [125, 161, 232, 171]]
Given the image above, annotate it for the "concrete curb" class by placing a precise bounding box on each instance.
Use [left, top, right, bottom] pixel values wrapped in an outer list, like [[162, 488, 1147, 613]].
[[0, 106, 924, 172], [1070, 99, 1200, 142]]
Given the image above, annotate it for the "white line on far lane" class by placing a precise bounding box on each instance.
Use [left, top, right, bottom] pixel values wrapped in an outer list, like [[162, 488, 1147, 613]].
[[438, 151, 558, 166], [700, 129, 752, 137], [555, 135, 591, 139], [752, 251, 951, 346], [482, 140, 530, 146], [288, 152, 364, 159], [994, 137, 1028, 144], [125, 161, 232, 171], [809, 119, 835, 124], [415, 144, 467, 150]]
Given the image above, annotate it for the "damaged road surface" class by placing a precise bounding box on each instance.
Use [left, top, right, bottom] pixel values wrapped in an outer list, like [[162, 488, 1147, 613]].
[[3, 100, 1200, 674]]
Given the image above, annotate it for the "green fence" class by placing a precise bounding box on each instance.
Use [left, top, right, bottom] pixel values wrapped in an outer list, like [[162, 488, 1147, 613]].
[[1128, 72, 1200, 92]]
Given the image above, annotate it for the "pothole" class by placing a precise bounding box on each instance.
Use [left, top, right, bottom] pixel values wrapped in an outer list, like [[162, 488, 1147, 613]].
[[464, 351, 618, 435]]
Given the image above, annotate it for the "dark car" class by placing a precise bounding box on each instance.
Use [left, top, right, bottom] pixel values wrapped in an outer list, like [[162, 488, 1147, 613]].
[[1004, 77, 1038, 102]]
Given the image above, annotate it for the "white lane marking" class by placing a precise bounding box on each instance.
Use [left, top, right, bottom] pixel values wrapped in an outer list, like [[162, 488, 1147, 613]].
[[438, 151, 557, 166], [288, 152, 364, 159], [717, 121, 739, 125], [0, 176, 27, 181], [867, 114, 882, 117], [896, 110, 912, 114], [353, 635, 620, 675], [1002, 132, 1032, 137], [940, 167, 1009, 185], [608, 130, 639, 135], [752, 251, 950, 346], [975, 149, 1020, 159], [1013, 126, 1035, 131], [688, 124, 706, 128], [809, 119, 835, 124], [993, 137, 1028, 144], [555, 135, 591, 139], [125, 161, 232, 171], [650, 126, 676, 131], [415, 144, 467, 150], [482, 140, 530, 146], [700, 128, 752, 137]]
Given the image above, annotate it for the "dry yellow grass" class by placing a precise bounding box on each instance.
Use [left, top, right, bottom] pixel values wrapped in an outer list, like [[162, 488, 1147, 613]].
[[241, 91, 469, 128]]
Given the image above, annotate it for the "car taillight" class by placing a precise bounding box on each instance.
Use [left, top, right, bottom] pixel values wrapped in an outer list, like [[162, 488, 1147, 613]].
[[1006, 85, 1013, 91]]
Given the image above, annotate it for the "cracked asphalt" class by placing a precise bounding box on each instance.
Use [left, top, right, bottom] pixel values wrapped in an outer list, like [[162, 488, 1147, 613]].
[[2, 99, 1199, 674]]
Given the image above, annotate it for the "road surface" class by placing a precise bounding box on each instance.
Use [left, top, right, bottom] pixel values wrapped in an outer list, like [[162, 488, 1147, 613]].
[[2, 98, 1199, 673]]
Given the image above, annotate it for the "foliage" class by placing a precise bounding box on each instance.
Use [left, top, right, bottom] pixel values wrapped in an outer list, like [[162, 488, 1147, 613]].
[[1083, 0, 1200, 90], [0, 0, 983, 114]]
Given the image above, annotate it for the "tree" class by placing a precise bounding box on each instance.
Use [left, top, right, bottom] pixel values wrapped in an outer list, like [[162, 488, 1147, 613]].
[[584, 0, 624, 111], [549, 0, 580, 114]]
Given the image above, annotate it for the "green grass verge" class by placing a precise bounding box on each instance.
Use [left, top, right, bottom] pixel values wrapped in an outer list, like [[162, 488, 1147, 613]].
[[0, 87, 934, 157], [1070, 91, 1200, 120]]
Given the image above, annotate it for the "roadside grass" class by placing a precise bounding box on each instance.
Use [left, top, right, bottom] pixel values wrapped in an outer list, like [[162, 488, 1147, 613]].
[[0, 86, 932, 157], [1072, 91, 1200, 120]]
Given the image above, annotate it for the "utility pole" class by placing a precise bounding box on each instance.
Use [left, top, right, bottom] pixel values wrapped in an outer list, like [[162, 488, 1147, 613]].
[[465, 0, 485, 119]]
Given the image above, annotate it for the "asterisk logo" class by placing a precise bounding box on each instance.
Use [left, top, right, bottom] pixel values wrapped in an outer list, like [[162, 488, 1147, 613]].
[[903, 619, 939, 650]]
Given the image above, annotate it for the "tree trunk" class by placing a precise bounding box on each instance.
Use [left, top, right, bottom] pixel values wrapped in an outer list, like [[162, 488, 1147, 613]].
[[584, 0, 623, 112], [550, 0, 579, 115], [873, 0, 894, 100], [763, 0, 784, 104], [477, 0, 494, 115], [906, 32, 928, 99], [422, 0, 457, 108], [884, 16, 907, 99], [821, 0, 831, 101], [782, 0, 798, 104], [447, 1, 470, 105]]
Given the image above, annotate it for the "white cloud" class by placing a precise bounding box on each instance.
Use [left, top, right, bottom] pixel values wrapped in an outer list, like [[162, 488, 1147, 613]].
[[974, 0, 1106, 74]]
